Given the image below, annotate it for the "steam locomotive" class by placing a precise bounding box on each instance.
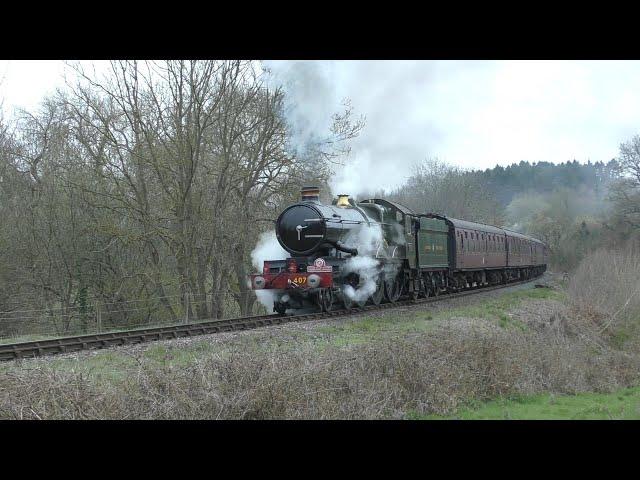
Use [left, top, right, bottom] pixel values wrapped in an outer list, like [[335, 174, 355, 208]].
[[249, 186, 548, 314]]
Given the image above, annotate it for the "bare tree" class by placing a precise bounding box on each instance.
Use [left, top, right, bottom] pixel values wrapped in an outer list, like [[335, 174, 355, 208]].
[[609, 135, 640, 230], [0, 60, 364, 338]]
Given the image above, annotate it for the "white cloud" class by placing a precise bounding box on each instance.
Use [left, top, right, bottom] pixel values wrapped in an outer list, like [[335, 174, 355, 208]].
[[0, 60, 113, 116]]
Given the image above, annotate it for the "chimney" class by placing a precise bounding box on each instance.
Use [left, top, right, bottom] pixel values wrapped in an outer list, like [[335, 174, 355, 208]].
[[300, 186, 320, 202], [336, 194, 350, 208]]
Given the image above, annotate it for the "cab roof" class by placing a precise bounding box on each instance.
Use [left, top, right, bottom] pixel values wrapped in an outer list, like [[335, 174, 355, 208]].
[[359, 198, 415, 215]]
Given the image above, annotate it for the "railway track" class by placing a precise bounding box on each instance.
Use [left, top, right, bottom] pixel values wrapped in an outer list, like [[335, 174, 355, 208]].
[[0, 277, 541, 361]]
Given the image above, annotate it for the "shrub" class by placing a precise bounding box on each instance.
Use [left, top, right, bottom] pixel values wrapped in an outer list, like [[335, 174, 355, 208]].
[[568, 240, 640, 346]]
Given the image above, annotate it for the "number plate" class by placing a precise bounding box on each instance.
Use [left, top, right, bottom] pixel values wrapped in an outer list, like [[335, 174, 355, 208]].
[[292, 276, 307, 285]]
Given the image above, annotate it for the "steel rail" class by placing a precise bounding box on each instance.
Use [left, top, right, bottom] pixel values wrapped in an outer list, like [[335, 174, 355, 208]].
[[0, 276, 542, 362]]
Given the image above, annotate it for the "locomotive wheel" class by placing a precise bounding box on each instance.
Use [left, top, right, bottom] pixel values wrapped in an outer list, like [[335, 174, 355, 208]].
[[384, 273, 403, 303], [274, 302, 287, 315], [422, 280, 428, 297], [320, 288, 334, 312], [370, 278, 384, 305], [419, 277, 429, 298], [341, 286, 354, 310], [352, 289, 367, 308], [409, 281, 420, 301], [343, 274, 367, 309]]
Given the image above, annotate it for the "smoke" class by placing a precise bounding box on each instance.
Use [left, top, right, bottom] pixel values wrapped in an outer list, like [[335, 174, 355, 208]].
[[265, 60, 640, 194], [263, 61, 383, 198], [341, 223, 385, 302], [343, 256, 380, 303], [250, 231, 290, 310], [262, 60, 444, 197], [263, 61, 339, 159], [329, 150, 373, 199]]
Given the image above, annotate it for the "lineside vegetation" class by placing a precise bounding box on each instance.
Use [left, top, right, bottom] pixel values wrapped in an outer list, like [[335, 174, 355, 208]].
[[2, 266, 639, 419]]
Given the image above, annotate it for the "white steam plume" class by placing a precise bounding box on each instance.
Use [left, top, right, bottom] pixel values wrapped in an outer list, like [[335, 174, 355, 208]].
[[263, 61, 338, 159], [250, 231, 290, 310], [263, 61, 374, 198], [263, 60, 437, 197], [342, 223, 385, 302], [329, 150, 373, 199]]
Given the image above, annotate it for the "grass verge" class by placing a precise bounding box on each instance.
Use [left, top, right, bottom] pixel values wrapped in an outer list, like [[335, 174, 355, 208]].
[[3, 282, 638, 420], [410, 386, 640, 420]]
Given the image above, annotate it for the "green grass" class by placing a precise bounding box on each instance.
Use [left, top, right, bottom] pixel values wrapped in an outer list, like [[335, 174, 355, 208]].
[[314, 286, 564, 348], [28, 331, 289, 380], [0, 333, 64, 345], [435, 287, 562, 326], [10, 338, 230, 385], [409, 386, 640, 420]]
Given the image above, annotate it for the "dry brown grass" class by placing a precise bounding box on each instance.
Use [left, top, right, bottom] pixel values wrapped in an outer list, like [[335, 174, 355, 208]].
[[568, 240, 640, 347], [2, 311, 639, 419], [3, 269, 640, 420]]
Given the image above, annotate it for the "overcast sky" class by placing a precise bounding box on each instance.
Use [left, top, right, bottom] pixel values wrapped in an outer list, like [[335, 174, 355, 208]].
[[2, 60, 639, 194]]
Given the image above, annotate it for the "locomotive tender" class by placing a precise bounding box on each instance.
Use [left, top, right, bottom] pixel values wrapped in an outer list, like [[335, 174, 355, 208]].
[[249, 186, 548, 314]]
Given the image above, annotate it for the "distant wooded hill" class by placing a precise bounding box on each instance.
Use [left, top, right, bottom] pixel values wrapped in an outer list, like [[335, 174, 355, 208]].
[[470, 159, 620, 207]]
